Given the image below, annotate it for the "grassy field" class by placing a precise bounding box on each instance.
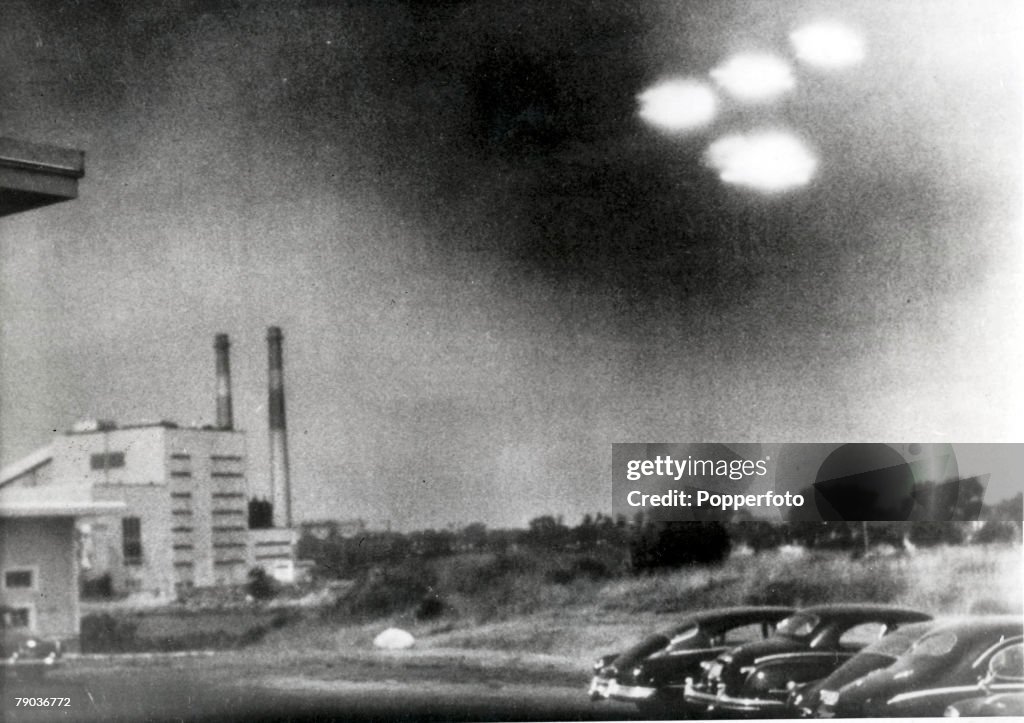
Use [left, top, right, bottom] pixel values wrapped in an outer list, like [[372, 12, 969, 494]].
[[256, 542, 1022, 665]]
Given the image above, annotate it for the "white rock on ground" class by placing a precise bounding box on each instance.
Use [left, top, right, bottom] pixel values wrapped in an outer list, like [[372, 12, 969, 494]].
[[373, 627, 415, 650]]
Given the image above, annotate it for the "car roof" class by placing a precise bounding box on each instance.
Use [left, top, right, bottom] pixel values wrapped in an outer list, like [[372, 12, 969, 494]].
[[662, 606, 796, 635], [686, 606, 796, 622], [790, 603, 932, 622], [860, 621, 936, 654]]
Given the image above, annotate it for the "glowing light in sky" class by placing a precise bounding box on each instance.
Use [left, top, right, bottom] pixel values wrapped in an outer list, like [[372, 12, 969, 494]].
[[710, 53, 795, 103], [790, 22, 866, 69], [637, 79, 717, 132], [706, 131, 817, 193]]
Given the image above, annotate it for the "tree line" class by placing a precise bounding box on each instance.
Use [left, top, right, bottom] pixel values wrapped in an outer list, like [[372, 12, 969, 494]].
[[297, 493, 1020, 578]]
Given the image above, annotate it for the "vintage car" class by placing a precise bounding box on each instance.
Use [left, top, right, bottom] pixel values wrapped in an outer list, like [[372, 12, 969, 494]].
[[787, 621, 935, 716], [1, 607, 63, 680], [820, 616, 1023, 718], [944, 641, 1024, 717], [588, 606, 794, 715], [683, 603, 932, 717]]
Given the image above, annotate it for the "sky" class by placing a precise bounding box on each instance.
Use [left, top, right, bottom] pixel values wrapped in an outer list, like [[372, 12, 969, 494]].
[[2, 0, 1022, 530]]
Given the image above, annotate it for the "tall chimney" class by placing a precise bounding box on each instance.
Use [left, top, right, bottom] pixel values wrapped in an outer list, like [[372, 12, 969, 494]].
[[267, 326, 291, 528], [214, 333, 234, 431]]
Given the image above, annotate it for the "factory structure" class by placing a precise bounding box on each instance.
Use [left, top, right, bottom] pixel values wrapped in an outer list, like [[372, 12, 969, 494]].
[[1, 328, 301, 599]]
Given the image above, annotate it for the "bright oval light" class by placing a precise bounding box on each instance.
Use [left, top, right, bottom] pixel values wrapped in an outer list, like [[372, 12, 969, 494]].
[[710, 53, 795, 103], [705, 131, 817, 193], [637, 79, 717, 133], [790, 22, 865, 69]]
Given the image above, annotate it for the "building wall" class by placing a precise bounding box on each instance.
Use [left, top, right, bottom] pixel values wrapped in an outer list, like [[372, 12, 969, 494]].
[[247, 527, 298, 583], [165, 429, 249, 590], [6, 423, 289, 598], [52, 426, 167, 486], [0, 517, 78, 645], [62, 425, 250, 597], [90, 484, 172, 597]]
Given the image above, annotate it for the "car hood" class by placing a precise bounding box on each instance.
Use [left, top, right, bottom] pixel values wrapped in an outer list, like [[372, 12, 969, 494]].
[[636, 646, 726, 685]]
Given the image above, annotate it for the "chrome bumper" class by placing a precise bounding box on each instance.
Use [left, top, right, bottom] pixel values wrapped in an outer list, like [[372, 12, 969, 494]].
[[684, 679, 787, 714], [607, 680, 657, 701], [588, 675, 657, 702], [588, 676, 611, 701], [3, 652, 60, 667]]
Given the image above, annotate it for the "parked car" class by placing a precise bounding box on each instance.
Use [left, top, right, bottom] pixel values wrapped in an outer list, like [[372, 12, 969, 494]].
[[1, 606, 63, 680], [820, 616, 1023, 718], [787, 621, 934, 717], [683, 603, 932, 717], [588, 606, 794, 716], [944, 641, 1024, 717]]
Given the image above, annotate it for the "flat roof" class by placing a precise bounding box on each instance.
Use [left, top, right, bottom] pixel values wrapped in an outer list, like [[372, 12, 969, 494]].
[[0, 137, 85, 217], [64, 420, 246, 435]]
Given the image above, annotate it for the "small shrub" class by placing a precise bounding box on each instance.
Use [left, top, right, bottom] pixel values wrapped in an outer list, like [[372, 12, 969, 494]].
[[415, 596, 447, 620], [247, 567, 278, 600]]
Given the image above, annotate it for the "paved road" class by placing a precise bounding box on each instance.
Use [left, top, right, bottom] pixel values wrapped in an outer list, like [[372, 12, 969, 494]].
[[2, 658, 644, 722]]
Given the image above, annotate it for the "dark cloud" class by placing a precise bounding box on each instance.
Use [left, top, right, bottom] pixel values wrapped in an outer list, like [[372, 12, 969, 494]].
[[2, 0, 1021, 528]]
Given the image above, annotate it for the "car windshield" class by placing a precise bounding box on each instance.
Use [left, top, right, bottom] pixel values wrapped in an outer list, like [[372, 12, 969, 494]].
[[989, 643, 1024, 681], [776, 613, 819, 639], [908, 631, 958, 658]]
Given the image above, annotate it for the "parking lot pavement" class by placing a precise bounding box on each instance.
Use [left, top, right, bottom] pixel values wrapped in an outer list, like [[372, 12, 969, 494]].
[[3, 654, 643, 722]]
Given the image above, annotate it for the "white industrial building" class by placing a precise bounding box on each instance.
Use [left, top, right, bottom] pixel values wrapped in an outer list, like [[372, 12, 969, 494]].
[[1, 331, 299, 600]]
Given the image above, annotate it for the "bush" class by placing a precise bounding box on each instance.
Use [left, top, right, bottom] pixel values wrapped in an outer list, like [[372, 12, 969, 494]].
[[415, 596, 447, 620], [973, 521, 1020, 545], [247, 567, 278, 600], [339, 563, 437, 619], [631, 522, 731, 572]]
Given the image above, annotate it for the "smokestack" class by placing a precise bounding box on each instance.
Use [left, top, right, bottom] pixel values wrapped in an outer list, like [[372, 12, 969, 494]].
[[267, 326, 292, 528], [214, 333, 234, 431]]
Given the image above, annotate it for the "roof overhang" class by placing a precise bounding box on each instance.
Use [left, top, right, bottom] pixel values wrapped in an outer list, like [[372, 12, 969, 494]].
[[0, 485, 124, 518], [0, 137, 85, 217]]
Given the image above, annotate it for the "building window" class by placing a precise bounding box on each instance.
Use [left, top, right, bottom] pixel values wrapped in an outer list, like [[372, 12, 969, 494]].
[[1, 607, 32, 629], [3, 569, 35, 589], [90, 451, 125, 470], [122, 517, 143, 564]]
